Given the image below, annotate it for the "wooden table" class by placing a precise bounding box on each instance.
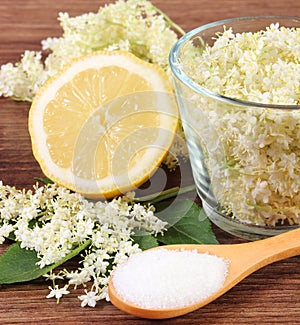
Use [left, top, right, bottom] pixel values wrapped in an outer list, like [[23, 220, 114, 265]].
[[1, 0, 300, 323]]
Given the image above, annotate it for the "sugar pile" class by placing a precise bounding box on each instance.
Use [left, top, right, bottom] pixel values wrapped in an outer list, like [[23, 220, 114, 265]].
[[112, 248, 228, 309]]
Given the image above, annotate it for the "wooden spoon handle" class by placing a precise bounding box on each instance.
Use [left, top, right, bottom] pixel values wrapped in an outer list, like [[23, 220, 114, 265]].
[[222, 227, 300, 286], [242, 226, 300, 264]]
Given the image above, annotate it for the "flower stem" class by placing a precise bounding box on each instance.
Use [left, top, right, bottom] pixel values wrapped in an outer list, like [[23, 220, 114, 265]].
[[135, 184, 196, 204], [151, 3, 186, 36]]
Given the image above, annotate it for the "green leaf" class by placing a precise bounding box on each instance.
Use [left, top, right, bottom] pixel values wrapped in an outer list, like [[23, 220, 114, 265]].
[[155, 199, 219, 245], [34, 177, 54, 184], [132, 230, 159, 250], [0, 240, 91, 284]]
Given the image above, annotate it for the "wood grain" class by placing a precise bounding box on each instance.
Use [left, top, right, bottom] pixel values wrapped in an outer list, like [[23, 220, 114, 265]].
[[1, 0, 300, 323]]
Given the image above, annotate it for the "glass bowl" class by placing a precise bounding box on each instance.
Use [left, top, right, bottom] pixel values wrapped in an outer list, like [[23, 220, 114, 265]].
[[169, 16, 300, 240]]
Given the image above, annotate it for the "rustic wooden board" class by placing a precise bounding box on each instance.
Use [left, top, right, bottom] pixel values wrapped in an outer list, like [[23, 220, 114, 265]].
[[1, 0, 300, 323]]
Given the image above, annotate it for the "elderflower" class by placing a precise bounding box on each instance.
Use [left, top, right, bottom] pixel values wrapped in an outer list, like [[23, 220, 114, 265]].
[[180, 23, 300, 226], [185, 24, 300, 105], [0, 51, 47, 101], [46, 285, 70, 303], [43, 271, 64, 282], [0, 0, 180, 101], [0, 181, 167, 306], [0, 223, 14, 244], [78, 290, 102, 307]]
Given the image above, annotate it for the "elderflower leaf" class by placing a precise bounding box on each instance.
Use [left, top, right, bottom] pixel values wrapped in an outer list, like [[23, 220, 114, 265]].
[[155, 200, 219, 245], [131, 230, 159, 250], [34, 177, 54, 184], [0, 240, 90, 284]]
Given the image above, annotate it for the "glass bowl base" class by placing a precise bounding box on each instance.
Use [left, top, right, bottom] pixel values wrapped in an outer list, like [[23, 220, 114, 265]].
[[202, 201, 299, 241]]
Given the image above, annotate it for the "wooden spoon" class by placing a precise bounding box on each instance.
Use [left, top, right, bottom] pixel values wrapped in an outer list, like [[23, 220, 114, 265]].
[[108, 227, 300, 319]]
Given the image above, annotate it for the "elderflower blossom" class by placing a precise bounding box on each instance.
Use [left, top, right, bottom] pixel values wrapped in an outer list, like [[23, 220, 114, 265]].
[[180, 23, 300, 226], [0, 223, 14, 244], [0, 0, 180, 101], [78, 290, 102, 307], [0, 51, 47, 101], [186, 23, 300, 105], [0, 181, 167, 305], [46, 285, 70, 303]]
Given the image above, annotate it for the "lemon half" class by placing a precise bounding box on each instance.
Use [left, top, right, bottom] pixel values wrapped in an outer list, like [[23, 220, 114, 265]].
[[29, 51, 178, 199]]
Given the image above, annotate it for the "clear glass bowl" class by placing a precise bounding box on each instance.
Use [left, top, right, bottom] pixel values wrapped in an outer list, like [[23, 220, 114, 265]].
[[169, 16, 300, 240]]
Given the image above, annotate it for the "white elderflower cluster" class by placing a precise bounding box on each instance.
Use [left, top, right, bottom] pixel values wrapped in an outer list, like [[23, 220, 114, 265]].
[[0, 51, 48, 102], [0, 0, 180, 101], [187, 23, 300, 105], [181, 23, 300, 226], [0, 181, 167, 305]]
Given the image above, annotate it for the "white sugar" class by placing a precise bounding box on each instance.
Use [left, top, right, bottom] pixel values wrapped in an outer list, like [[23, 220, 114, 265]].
[[112, 248, 228, 309]]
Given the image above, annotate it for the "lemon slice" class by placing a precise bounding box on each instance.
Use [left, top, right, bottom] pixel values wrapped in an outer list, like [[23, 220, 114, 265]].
[[28, 50, 178, 199]]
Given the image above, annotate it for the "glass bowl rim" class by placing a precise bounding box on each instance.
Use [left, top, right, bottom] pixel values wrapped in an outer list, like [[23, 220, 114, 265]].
[[169, 15, 300, 110]]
